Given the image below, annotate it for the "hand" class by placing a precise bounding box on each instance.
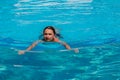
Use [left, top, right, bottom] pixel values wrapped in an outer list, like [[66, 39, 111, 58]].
[[74, 48, 79, 53], [18, 50, 25, 55]]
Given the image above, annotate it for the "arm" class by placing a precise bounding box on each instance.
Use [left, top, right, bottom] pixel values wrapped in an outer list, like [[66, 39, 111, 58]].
[[59, 41, 79, 53], [63, 42, 71, 50], [59, 41, 71, 50], [18, 40, 40, 55], [26, 41, 38, 51]]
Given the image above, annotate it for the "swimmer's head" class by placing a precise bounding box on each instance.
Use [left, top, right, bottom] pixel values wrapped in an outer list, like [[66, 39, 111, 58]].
[[43, 26, 56, 35], [39, 26, 63, 41], [43, 26, 56, 41]]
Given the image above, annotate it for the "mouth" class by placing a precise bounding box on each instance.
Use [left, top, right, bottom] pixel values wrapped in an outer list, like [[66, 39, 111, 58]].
[[44, 38, 53, 41], [45, 38, 51, 41]]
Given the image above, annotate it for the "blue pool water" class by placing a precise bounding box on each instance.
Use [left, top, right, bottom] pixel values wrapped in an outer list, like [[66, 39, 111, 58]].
[[0, 0, 120, 80]]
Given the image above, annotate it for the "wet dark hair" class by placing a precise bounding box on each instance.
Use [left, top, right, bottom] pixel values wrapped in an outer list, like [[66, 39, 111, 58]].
[[43, 26, 56, 35], [39, 26, 63, 39]]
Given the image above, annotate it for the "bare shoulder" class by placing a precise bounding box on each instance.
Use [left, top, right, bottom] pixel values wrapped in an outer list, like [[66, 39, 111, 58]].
[[38, 40, 44, 42], [33, 40, 43, 44], [58, 40, 67, 45]]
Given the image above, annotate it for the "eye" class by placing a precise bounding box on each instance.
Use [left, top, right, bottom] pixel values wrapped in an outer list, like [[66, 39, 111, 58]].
[[49, 33, 52, 35], [44, 33, 47, 35]]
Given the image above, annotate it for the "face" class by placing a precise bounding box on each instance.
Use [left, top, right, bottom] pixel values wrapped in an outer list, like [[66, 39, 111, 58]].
[[43, 29, 55, 41]]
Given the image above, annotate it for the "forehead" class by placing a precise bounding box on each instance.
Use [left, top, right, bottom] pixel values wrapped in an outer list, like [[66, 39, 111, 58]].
[[44, 29, 54, 33]]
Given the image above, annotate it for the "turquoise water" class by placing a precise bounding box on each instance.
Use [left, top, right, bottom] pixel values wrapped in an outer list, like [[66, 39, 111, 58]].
[[0, 0, 120, 80]]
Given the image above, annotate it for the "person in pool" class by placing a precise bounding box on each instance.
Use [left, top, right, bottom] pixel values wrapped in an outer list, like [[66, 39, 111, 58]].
[[19, 26, 72, 54]]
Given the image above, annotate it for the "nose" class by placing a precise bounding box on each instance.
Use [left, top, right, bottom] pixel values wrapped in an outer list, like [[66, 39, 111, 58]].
[[45, 34, 50, 38], [46, 34, 49, 37]]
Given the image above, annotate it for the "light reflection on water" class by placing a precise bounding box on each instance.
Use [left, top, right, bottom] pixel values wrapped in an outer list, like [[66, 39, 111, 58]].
[[0, 42, 120, 80]]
